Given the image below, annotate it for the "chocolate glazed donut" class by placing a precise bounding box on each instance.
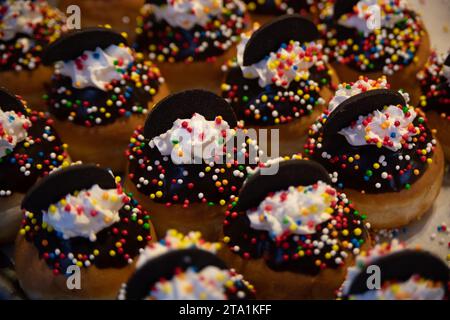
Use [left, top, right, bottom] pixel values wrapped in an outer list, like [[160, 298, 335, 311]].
[[220, 159, 371, 299], [0, 87, 69, 243], [222, 15, 340, 156], [42, 27, 169, 172], [307, 89, 444, 229], [125, 90, 260, 241], [15, 164, 156, 299]]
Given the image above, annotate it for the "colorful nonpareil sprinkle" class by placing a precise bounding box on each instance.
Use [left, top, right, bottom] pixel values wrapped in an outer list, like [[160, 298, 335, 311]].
[[0, 0, 66, 72], [135, 0, 248, 63], [224, 183, 369, 271], [20, 183, 153, 275]]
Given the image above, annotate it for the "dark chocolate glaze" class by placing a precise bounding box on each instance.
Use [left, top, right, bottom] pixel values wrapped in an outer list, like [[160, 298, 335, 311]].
[[44, 53, 163, 127], [0, 0, 65, 72], [135, 0, 248, 62], [0, 102, 68, 196], [21, 191, 153, 275], [319, 1, 423, 73], [127, 126, 258, 205], [418, 52, 450, 115]]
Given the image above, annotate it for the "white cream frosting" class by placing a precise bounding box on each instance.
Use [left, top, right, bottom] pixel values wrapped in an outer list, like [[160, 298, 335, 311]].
[[0, 109, 31, 158], [42, 184, 125, 241], [340, 240, 445, 300], [136, 230, 221, 269], [237, 34, 325, 88], [149, 113, 233, 165], [338, 0, 407, 36], [149, 266, 230, 300], [148, 0, 224, 30], [338, 104, 417, 152], [0, 0, 44, 41], [247, 181, 337, 239], [349, 276, 445, 300], [56, 44, 134, 91]]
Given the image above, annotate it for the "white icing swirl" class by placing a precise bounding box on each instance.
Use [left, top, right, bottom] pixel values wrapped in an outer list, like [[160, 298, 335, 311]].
[[338, 105, 417, 152], [328, 77, 390, 112], [42, 184, 125, 241], [149, 113, 233, 165], [148, 0, 224, 30], [338, 0, 407, 36], [237, 34, 325, 88], [136, 230, 221, 269], [0, 109, 31, 158], [150, 266, 229, 300], [349, 276, 445, 300], [56, 45, 134, 91], [247, 181, 337, 239], [0, 0, 44, 41]]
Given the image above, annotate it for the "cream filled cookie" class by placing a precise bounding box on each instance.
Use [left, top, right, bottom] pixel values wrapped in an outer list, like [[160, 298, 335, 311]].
[[221, 159, 370, 299], [222, 15, 339, 155], [417, 51, 450, 161], [118, 229, 255, 300], [319, 0, 430, 95], [14, 164, 156, 299], [0, 0, 66, 109], [58, 0, 143, 39], [124, 90, 260, 241], [42, 27, 168, 172], [338, 240, 448, 300], [305, 81, 444, 229], [135, 0, 249, 92], [0, 87, 69, 244]]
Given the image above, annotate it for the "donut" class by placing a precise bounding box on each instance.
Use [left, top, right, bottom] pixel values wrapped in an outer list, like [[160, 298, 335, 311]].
[[221, 15, 339, 156], [58, 0, 143, 39], [319, 0, 431, 96], [0, 0, 66, 109], [124, 89, 261, 241], [135, 0, 250, 92], [221, 159, 371, 299], [417, 51, 450, 161], [0, 87, 69, 244], [338, 240, 449, 300], [42, 27, 169, 173], [14, 164, 157, 299], [305, 78, 444, 229], [118, 230, 255, 300]]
